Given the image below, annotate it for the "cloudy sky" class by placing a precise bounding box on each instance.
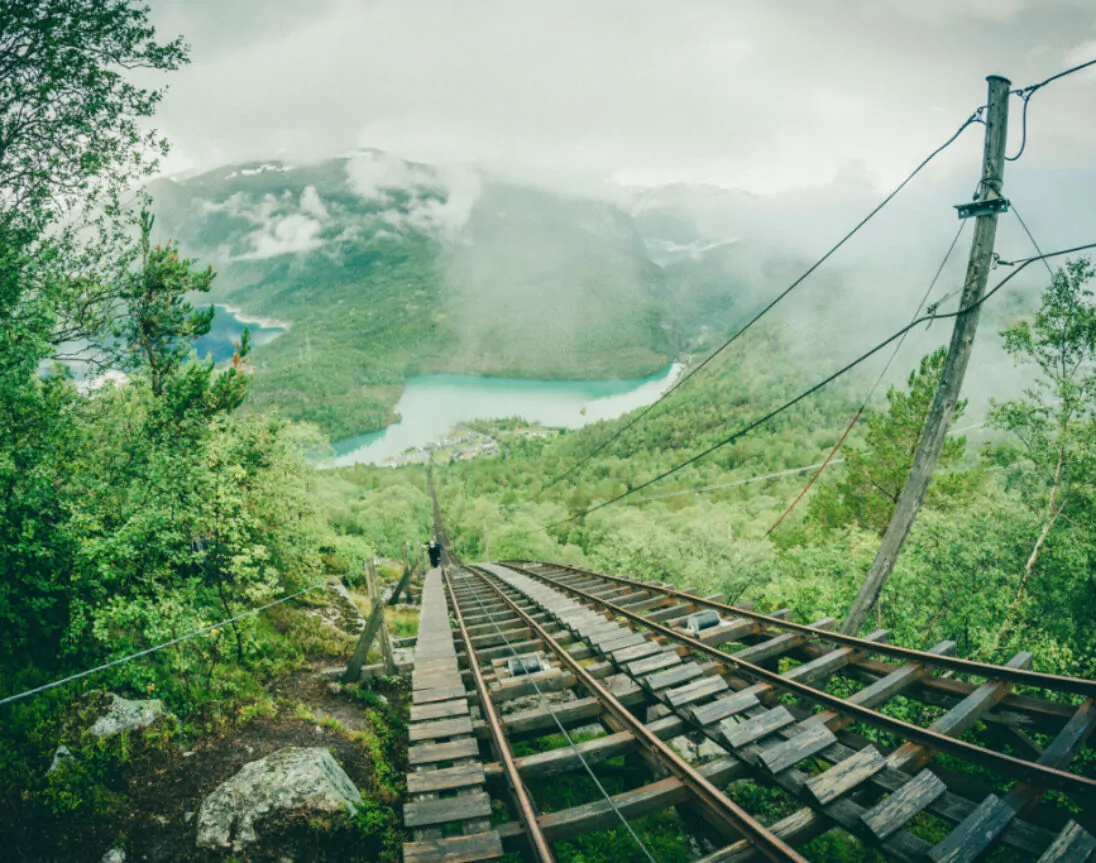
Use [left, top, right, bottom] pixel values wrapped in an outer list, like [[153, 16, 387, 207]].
[[145, 0, 1095, 195]]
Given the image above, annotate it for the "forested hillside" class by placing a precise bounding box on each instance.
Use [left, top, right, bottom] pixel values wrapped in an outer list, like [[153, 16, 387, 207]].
[[149, 157, 677, 438], [325, 286, 1096, 679]]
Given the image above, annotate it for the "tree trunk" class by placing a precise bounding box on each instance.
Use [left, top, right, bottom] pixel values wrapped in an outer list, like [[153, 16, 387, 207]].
[[994, 447, 1067, 646]]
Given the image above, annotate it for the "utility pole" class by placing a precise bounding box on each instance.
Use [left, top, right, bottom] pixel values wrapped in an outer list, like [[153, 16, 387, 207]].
[[842, 75, 1011, 635]]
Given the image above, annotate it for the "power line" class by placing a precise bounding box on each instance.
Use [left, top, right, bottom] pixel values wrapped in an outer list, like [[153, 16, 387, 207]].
[[1007, 57, 1096, 162], [601, 422, 986, 508], [538, 108, 984, 495], [767, 219, 968, 534], [0, 581, 329, 708], [1009, 203, 1055, 279], [628, 459, 846, 503], [540, 242, 1096, 531]]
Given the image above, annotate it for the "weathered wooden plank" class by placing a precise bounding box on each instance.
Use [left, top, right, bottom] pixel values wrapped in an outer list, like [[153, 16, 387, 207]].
[[407, 762, 485, 794], [493, 757, 741, 846], [509, 731, 636, 778], [413, 684, 468, 705], [782, 629, 890, 688], [926, 697, 1096, 863], [889, 651, 1033, 772], [805, 745, 885, 806], [733, 617, 836, 665], [411, 699, 469, 722], [612, 640, 663, 663], [860, 769, 948, 839], [408, 738, 481, 765], [758, 723, 837, 774], [405, 790, 492, 828], [403, 831, 504, 863], [722, 706, 795, 749], [502, 696, 602, 736], [691, 685, 765, 727], [1037, 821, 1096, 863], [697, 617, 758, 648], [409, 716, 475, 742], [628, 650, 681, 676], [644, 661, 706, 691], [644, 602, 695, 623], [665, 674, 729, 708], [597, 632, 646, 653], [413, 670, 464, 691], [697, 807, 828, 862], [928, 794, 1013, 863]]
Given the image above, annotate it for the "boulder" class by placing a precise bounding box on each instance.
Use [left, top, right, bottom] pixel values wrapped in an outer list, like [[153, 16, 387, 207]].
[[196, 746, 361, 851], [101, 848, 126, 863], [48, 743, 74, 774], [86, 692, 166, 739]]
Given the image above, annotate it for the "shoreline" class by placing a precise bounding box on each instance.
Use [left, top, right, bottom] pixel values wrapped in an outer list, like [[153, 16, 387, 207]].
[[323, 360, 685, 469], [216, 303, 292, 331]]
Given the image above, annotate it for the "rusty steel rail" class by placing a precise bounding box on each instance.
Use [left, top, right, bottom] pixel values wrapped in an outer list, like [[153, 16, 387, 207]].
[[443, 569, 555, 862], [465, 564, 809, 863], [504, 561, 1096, 805], [512, 560, 1096, 699]]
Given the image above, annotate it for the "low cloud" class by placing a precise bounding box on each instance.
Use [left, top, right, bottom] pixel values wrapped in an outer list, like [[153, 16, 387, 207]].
[[346, 153, 482, 239], [203, 190, 327, 260], [299, 185, 329, 220], [238, 212, 324, 260]]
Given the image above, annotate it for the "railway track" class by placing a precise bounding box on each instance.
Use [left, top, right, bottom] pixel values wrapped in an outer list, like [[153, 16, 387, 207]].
[[400, 477, 1094, 860], [401, 556, 1096, 862]]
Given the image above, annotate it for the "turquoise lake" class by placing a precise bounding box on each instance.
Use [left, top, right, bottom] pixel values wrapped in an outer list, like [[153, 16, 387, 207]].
[[193, 305, 286, 363], [329, 363, 683, 467]]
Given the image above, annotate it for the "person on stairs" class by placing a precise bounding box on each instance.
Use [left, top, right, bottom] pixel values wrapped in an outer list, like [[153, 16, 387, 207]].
[[426, 539, 442, 568]]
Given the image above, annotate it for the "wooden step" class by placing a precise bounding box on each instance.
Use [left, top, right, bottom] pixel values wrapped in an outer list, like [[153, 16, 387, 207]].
[[405, 790, 493, 828], [691, 686, 764, 726], [759, 723, 837, 774], [409, 716, 475, 742], [665, 673, 729, 709], [1037, 821, 1096, 862], [805, 745, 885, 806], [407, 762, 486, 795], [409, 737, 481, 766], [411, 699, 470, 722], [860, 769, 948, 840], [722, 706, 795, 749]]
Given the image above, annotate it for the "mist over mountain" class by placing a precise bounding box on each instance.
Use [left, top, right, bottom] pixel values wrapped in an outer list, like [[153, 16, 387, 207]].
[[147, 152, 742, 437], [148, 144, 1085, 439]]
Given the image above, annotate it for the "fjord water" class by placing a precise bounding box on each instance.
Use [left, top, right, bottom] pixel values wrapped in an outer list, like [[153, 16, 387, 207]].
[[329, 363, 683, 466], [194, 306, 286, 363]]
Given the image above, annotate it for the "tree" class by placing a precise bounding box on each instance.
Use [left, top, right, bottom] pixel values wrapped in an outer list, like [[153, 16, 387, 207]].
[[808, 348, 974, 535], [0, 0, 186, 233], [985, 258, 1096, 635], [113, 211, 220, 397]]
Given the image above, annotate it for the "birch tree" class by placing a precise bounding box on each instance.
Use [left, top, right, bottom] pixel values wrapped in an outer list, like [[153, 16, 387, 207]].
[[986, 258, 1096, 638]]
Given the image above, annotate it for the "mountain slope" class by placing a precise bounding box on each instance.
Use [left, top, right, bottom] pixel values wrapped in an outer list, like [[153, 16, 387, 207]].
[[149, 154, 676, 438]]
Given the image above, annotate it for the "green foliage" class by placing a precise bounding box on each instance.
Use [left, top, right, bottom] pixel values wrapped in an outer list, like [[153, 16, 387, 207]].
[[984, 257, 1096, 642], [808, 347, 975, 535], [0, 0, 187, 234], [345, 690, 409, 861]]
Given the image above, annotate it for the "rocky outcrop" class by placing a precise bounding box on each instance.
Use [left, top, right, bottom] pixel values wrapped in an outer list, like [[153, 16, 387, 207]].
[[87, 692, 166, 738], [306, 583, 365, 636], [48, 744, 74, 774], [196, 746, 361, 851], [48, 692, 170, 775]]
